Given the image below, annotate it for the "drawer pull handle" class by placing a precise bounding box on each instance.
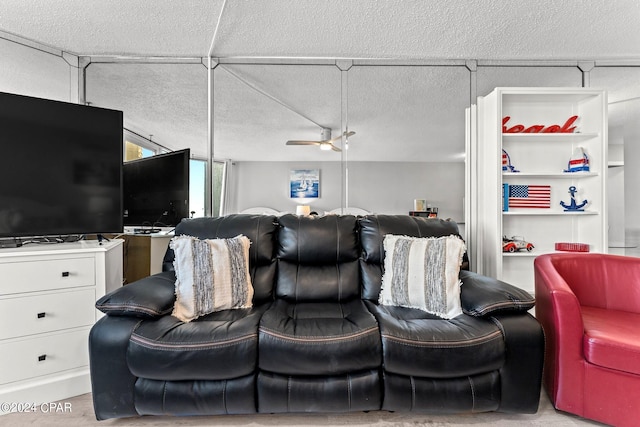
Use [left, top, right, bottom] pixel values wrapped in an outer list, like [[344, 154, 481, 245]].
[[37, 312, 46, 319], [38, 355, 46, 362], [61, 271, 70, 277]]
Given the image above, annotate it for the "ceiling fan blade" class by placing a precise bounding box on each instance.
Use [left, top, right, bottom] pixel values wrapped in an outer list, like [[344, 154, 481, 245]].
[[286, 130, 352, 152], [286, 140, 321, 146], [327, 130, 356, 143]]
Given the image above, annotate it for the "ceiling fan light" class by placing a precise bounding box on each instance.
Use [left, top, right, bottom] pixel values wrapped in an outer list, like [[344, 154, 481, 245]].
[[320, 143, 332, 151]]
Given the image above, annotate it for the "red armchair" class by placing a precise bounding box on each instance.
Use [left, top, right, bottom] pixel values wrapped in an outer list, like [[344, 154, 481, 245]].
[[535, 253, 640, 427]]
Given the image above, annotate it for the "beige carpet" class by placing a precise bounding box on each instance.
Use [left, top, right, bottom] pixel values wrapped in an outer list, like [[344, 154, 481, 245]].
[[0, 391, 606, 426]]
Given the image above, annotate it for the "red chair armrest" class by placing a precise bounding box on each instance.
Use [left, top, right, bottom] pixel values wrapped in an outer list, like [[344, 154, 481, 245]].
[[534, 254, 586, 413]]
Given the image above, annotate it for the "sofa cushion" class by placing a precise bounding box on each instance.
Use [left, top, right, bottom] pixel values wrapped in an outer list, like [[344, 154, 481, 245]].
[[582, 306, 640, 376], [127, 305, 268, 381], [379, 234, 465, 319], [134, 375, 257, 416], [366, 302, 505, 378], [277, 214, 359, 264], [258, 299, 381, 375], [257, 370, 381, 413], [275, 214, 360, 301], [359, 215, 465, 301], [382, 371, 500, 413], [167, 215, 278, 304], [171, 234, 253, 322]]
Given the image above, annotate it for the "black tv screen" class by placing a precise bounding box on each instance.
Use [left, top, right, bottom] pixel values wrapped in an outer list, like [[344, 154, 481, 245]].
[[123, 149, 190, 227], [0, 92, 123, 239]]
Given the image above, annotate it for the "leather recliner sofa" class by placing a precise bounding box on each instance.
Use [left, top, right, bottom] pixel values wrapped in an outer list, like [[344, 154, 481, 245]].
[[90, 214, 544, 420]]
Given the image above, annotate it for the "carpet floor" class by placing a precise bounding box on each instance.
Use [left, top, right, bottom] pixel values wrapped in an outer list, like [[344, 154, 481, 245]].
[[0, 391, 607, 426]]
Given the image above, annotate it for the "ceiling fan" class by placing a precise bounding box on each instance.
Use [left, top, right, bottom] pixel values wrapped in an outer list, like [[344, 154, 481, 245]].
[[286, 128, 355, 152]]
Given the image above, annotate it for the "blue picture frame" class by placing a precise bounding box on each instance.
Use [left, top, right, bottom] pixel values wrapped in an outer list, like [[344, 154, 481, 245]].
[[290, 169, 319, 198]]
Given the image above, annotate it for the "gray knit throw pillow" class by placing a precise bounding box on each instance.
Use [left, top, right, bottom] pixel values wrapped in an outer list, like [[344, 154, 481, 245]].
[[171, 234, 253, 322], [379, 235, 466, 319]]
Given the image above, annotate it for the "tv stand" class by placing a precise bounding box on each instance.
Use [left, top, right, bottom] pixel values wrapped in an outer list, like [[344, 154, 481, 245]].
[[95, 230, 172, 284], [121, 233, 171, 283], [0, 240, 123, 409], [96, 233, 111, 244], [133, 228, 161, 234]]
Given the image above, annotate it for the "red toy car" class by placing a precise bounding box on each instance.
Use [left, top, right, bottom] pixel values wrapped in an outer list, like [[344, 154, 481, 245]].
[[503, 235, 534, 252]]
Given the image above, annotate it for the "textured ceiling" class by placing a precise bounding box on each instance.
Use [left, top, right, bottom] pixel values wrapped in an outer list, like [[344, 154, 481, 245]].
[[0, 1, 223, 56], [2, 1, 640, 162], [1, 0, 638, 59], [212, 0, 640, 60]]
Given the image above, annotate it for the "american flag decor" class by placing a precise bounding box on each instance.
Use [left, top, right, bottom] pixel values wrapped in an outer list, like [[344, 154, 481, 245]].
[[508, 184, 551, 208]]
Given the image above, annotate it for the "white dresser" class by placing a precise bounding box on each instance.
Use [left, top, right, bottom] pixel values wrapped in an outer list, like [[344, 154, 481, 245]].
[[0, 240, 123, 408]]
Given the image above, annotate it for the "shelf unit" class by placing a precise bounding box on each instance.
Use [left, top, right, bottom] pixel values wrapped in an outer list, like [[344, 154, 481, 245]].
[[470, 87, 607, 294]]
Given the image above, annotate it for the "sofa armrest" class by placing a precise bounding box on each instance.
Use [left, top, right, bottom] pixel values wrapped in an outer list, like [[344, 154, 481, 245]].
[[490, 312, 544, 413], [96, 271, 176, 318], [89, 315, 141, 420], [460, 270, 535, 316]]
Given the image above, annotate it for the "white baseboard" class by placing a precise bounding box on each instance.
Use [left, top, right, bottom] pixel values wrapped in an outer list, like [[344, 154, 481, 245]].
[[0, 368, 90, 416]]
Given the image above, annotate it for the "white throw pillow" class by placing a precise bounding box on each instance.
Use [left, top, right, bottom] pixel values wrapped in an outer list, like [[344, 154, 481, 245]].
[[170, 234, 253, 322], [380, 235, 466, 319]]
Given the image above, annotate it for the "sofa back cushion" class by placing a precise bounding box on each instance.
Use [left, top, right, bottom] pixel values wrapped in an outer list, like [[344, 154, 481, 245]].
[[276, 214, 360, 302], [359, 215, 463, 301], [165, 214, 278, 305]]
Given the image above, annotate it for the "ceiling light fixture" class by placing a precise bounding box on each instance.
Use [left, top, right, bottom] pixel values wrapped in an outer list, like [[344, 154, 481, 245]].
[[286, 129, 355, 153]]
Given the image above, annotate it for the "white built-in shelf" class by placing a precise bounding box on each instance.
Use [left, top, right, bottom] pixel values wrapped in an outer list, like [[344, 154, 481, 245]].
[[469, 87, 607, 294], [502, 249, 589, 257], [502, 92, 600, 103], [503, 210, 598, 216], [502, 133, 599, 142], [503, 251, 545, 257], [503, 172, 598, 178]]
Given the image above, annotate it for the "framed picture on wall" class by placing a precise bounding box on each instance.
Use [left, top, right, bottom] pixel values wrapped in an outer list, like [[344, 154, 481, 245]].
[[290, 169, 319, 198]]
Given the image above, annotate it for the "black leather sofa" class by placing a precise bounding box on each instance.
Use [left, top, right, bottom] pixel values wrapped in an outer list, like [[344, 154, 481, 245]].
[[90, 214, 544, 420]]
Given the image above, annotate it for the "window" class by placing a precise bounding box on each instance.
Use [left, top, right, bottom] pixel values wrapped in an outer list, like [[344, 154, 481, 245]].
[[190, 159, 206, 218], [213, 161, 226, 217], [124, 140, 155, 161]]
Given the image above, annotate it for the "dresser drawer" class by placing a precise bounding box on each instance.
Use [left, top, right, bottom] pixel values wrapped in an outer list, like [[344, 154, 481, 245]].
[[0, 289, 95, 340], [0, 328, 90, 385], [0, 256, 95, 295]]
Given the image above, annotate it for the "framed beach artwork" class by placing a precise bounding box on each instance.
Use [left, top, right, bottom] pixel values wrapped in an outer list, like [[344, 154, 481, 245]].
[[290, 169, 320, 198]]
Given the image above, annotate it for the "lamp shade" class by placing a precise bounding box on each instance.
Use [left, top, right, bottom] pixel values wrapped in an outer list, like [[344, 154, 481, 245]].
[[296, 205, 311, 216]]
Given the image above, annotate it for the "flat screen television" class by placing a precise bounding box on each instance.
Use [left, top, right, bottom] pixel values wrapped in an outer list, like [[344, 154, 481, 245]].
[[123, 149, 190, 228], [0, 91, 123, 239]]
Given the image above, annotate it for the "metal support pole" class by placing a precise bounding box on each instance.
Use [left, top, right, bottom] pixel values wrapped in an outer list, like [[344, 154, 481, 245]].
[[206, 57, 219, 216], [337, 60, 353, 213]]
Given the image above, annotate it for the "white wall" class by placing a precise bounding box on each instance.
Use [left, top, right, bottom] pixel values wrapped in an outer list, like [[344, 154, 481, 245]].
[[228, 160, 464, 221], [592, 67, 640, 248], [228, 161, 343, 214], [0, 36, 77, 101], [348, 162, 464, 221], [622, 99, 640, 246]]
